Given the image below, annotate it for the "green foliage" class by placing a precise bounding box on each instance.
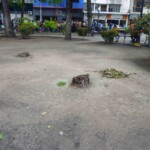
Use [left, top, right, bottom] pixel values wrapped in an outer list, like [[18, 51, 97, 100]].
[[8, 0, 25, 10], [39, 0, 62, 5], [147, 5, 150, 9], [141, 14, 150, 35], [47, 0, 62, 5], [0, 133, 3, 140], [100, 68, 129, 79], [43, 20, 57, 31], [57, 81, 66, 86], [128, 14, 150, 36], [125, 14, 150, 45], [60, 22, 66, 34], [18, 18, 35, 38], [33, 22, 39, 29], [100, 30, 117, 43], [77, 28, 88, 36], [148, 35, 150, 41]]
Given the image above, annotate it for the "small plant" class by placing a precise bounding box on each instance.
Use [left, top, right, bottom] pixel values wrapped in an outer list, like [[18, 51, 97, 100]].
[[100, 30, 117, 43], [57, 81, 66, 86], [0, 133, 3, 140], [60, 22, 66, 35], [77, 28, 88, 36], [18, 18, 35, 39], [43, 20, 57, 32], [100, 68, 129, 79]]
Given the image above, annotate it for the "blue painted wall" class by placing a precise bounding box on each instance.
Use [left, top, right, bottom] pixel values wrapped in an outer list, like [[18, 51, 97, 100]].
[[33, 0, 84, 9]]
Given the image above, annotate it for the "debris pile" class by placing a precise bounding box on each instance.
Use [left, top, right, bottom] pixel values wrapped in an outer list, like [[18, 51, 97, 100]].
[[71, 74, 90, 87], [18, 52, 30, 57], [100, 68, 129, 79]]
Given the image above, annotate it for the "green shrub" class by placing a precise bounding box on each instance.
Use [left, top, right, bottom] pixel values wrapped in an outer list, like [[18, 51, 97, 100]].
[[43, 20, 57, 31], [18, 18, 35, 39], [77, 28, 88, 36], [60, 22, 66, 34], [57, 81, 66, 87], [33, 22, 39, 30], [100, 30, 117, 43]]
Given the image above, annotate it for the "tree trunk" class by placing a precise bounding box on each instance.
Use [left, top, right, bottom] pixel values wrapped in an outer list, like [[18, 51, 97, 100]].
[[65, 0, 72, 40], [1, 0, 15, 37], [21, 0, 25, 18], [87, 0, 92, 32]]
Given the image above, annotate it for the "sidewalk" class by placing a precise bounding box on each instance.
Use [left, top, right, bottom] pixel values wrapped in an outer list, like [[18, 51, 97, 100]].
[[31, 32, 148, 45]]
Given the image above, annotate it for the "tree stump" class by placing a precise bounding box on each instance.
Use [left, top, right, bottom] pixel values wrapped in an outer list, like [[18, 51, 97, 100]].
[[18, 52, 30, 57], [71, 74, 90, 88]]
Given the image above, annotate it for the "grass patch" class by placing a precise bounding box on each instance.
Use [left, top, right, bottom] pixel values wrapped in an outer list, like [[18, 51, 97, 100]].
[[100, 68, 129, 79], [57, 81, 66, 87], [0, 133, 3, 140]]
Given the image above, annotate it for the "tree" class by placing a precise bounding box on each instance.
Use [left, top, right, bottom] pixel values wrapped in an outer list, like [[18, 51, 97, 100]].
[[17, 0, 25, 18], [1, 0, 15, 37], [65, 0, 72, 40], [128, 14, 150, 44], [8, 0, 25, 18], [87, 0, 92, 32], [48, 0, 73, 40]]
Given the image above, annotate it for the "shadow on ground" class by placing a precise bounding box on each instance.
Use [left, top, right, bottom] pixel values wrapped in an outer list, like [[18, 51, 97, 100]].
[[132, 57, 150, 72]]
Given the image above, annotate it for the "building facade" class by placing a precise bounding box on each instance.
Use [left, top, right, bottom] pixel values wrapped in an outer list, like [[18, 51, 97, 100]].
[[0, 0, 149, 24], [33, 0, 84, 21], [84, 0, 130, 27], [130, 0, 150, 19]]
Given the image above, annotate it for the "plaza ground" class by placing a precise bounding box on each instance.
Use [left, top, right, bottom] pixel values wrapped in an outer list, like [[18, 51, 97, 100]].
[[0, 37, 150, 150]]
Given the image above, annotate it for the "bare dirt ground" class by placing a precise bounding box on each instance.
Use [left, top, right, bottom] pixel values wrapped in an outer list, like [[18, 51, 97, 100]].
[[0, 37, 150, 150]]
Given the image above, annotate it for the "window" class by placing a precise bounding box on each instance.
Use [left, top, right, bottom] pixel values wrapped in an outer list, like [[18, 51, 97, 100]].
[[95, 4, 100, 11], [101, 5, 107, 12], [109, 4, 120, 12], [84, 3, 95, 11]]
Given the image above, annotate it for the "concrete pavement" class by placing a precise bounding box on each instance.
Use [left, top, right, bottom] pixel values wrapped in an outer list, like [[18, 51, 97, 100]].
[[0, 37, 150, 150], [31, 32, 148, 45]]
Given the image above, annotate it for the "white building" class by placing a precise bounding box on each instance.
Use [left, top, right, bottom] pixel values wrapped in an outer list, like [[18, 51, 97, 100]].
[[130, 0, 150, 19], [84, 0, 130, 27]]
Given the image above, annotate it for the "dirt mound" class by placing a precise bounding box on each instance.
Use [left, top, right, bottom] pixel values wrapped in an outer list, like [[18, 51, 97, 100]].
[[71, 74, 90, 88], [17, 52, 30, 57]]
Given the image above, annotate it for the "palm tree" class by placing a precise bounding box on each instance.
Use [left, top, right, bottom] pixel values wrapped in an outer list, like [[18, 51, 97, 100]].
[[1, 0, 15, 37], [87, 0, 92, 32]]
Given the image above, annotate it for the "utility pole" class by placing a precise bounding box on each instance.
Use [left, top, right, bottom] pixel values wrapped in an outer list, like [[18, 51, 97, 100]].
[[40, 0, 42, 22], [97, 5, 100, 22], [140, 0, 145, 18]]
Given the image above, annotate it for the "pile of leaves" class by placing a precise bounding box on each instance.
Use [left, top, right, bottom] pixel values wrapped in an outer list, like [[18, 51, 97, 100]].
[[100, 68, 129, 79], [17, 52, 30, 57]]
